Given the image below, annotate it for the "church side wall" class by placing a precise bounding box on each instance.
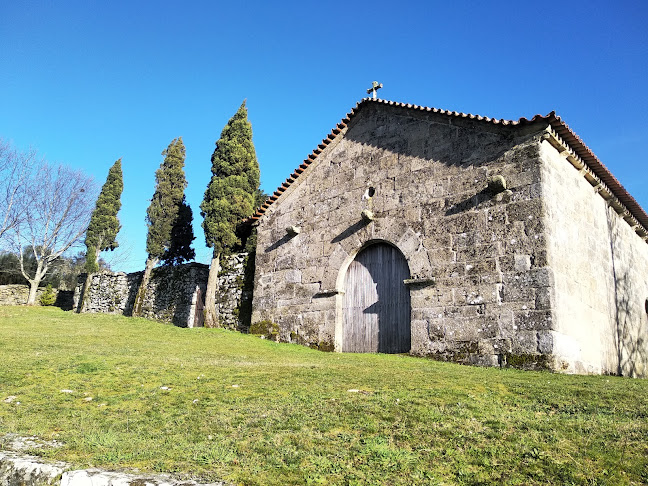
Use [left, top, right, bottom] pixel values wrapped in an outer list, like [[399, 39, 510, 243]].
[[253, 105, 556, 367], [540, 141, 648, 376]]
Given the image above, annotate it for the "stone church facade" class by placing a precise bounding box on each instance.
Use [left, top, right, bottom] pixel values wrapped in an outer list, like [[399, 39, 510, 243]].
[[250, 98, 648, 377]]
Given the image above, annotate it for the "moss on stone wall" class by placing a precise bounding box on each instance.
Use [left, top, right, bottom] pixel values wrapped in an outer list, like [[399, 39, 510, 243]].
[[250, 320, 280, 340], [504, 353, 552, 370], [317, 341, 335, 352]]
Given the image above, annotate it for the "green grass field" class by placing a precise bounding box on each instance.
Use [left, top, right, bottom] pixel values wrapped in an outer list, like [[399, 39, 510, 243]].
[[0, 306, 646, 485]]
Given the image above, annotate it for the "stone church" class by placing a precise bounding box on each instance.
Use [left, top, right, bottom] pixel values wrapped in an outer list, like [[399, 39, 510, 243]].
[[250, 97, 648, 377]]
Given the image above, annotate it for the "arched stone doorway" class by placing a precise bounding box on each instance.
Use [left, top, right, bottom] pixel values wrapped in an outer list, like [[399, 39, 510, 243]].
[[342, 243, 411, 353]]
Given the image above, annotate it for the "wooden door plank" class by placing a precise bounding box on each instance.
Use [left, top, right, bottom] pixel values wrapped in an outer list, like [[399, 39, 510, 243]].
[[343, 243, 411, 353]]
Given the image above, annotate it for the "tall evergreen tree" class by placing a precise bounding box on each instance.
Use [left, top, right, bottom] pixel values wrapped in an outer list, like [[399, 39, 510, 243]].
[[201, 100, 260, 327], [84, 159, 123, 273], [160, 195, 195, 266], [133, 137, 187, 316]]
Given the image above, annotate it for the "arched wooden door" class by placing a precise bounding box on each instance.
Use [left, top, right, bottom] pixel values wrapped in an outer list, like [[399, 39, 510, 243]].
[[342, 243, 411, 353]]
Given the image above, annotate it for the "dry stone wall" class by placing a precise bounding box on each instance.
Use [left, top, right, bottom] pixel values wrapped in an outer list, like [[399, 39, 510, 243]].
[[0, 285, 74, 309], [0, 285, 45, 306], [74, 255, 249, 329], [74, 271, 140, 315], [217, 253, 253, 330]]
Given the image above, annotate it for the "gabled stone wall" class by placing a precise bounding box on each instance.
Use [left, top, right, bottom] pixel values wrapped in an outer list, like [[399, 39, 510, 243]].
[[253, 103, 552, 365], [74, 255, 249, 329], [252, 101, 648, 376]]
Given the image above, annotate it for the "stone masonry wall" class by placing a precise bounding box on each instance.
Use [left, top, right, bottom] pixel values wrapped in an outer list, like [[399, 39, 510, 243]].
[[0, 285, 74, 309], [74, 255, 249, 329], [253, 103, 554, 367], [540, 139, 648, 376], [73, 271, 141, 315], [0, 285, 48, 306], [217, 253, 253, 330]]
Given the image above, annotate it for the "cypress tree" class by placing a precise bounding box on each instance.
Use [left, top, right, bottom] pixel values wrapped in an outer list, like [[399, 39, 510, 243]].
[[77, 159, 123, 312], [200, 100, 260, 327], [145, 137, 187, 259], [84, 159, 123, 272], [133, 137, 187, 316], [161, 195, 196, 266]]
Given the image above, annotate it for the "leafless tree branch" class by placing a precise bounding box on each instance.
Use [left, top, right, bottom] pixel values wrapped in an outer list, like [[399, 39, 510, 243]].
[[10, 157, 97, 304], [0, 139, 37, 247]]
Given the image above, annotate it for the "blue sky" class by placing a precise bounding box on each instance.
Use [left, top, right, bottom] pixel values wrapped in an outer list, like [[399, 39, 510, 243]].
[[1, 1, 647, 272]]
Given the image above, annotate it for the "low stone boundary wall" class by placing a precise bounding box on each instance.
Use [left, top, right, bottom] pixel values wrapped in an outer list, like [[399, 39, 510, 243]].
[[73, 255, 251, 330], [0, 285, 74, 310], [0, 285, 39, 306]]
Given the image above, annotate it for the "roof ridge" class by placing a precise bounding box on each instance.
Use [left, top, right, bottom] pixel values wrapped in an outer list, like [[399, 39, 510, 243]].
[[364, 97, 554, 126]]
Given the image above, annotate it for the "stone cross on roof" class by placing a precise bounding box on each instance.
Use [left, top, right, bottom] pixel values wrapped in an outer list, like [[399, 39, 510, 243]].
[[366, 81, 383, 99]]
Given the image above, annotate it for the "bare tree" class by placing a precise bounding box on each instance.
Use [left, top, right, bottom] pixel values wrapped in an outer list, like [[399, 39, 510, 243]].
[[0, 139, 36, 247], [14, 162, 96, 305]]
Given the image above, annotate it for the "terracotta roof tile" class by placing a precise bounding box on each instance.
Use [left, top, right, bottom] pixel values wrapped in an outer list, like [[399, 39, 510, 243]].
[[248, 98, 648, 234]]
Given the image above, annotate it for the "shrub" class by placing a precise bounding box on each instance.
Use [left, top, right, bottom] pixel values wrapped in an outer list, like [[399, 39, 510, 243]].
[[39, 284, 56, 306]]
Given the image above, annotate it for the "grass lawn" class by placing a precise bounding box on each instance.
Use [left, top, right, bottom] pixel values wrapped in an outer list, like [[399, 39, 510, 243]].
[[0, 306, 646, 485]]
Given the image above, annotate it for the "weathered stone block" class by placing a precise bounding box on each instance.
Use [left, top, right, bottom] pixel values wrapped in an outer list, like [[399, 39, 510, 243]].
[[302, 265, 325, 284], [446, 317, 496, 341], [502, 268, 554, 288], [514, 254, 532, 271], [506, 199, 542, 223], [457, 242, 502, 261], [427, 319, 445, 339], [284, 269, 302, 284], [500, 284, 535, 303], [398, 228, 422, 254], [478, 338, 512, 355], [534, 287, 553, 310], [459, 285, 500, 305], [427, 248, 457, 265], [0, 451, 66, 486], [411, 286, 454, 307], [510, 330, 538, 354], [311, 294, 335, 311], [464, 259, 498, 276], [513, 310, 553, 331]]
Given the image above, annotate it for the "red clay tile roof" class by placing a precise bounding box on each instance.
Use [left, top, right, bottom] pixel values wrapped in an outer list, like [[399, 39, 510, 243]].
[[249, 98, 648, 234]]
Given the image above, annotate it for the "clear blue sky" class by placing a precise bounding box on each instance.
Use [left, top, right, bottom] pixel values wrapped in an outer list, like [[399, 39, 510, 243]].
[[2, 1, 647, 272]]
